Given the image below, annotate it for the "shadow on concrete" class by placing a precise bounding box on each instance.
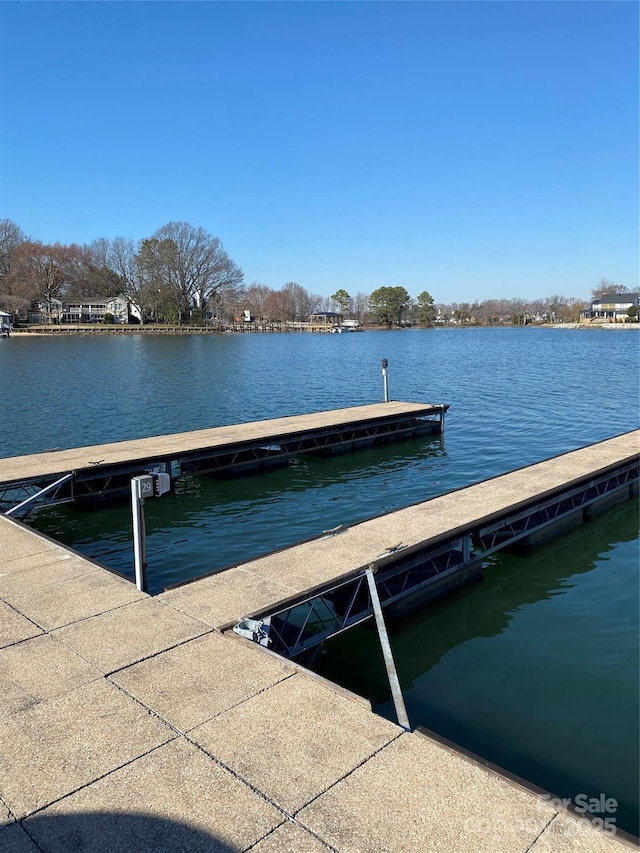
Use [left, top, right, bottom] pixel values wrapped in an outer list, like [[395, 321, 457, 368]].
[[4, 811, 239, 852]]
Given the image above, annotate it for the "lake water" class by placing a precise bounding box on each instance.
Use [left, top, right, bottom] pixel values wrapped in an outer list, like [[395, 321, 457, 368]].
[[1, 327, 638, 834]]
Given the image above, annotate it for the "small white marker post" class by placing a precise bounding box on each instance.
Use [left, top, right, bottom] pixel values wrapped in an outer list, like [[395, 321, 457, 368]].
[[131, 472, 171, 592], [381, 358, 389, 403], [366, 565, 410, 731], [131, 475, 152, 592]]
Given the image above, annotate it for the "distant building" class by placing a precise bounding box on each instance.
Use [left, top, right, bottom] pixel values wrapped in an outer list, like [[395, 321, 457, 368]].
[[0, 310, 11, 336], [582, 293, 639, 323], [63, 296, 129, 324], [28, 296, 132, 324], [28, 298, 64, 324], [309, 311, 343, 326]]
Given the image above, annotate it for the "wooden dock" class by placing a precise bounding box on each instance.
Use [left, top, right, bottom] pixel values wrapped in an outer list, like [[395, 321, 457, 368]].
[[0, 430, 637, 851], [0, 402, 447, 513]]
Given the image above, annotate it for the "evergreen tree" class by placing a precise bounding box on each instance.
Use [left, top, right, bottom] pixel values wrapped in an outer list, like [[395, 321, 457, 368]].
[[416, 290, 436, 326]]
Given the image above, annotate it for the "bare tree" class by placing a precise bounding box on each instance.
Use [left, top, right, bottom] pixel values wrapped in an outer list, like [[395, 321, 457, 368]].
[[150, 222, 244, 323], [262, 288, 291, 322], [307, 292, 324, 315], [591, 278, 627, 299], [0, 220, 29, 314], [282, 281, 315, 321], [63, 240, 121, 299], [314, 294, 334, 313], [244, 283, 273, 320], [352, 291, 369, 321], [104, 237, 162, 322], [0, 219, 26, 281], [10, 242, 81, 320]]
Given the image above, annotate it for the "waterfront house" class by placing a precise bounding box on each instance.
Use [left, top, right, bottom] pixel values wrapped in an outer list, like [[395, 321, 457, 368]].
[[582, 292, 639, 322], [28, 295, 133, 324], [27, 298, 64, 324], [62, 296, 130, 324], [0, 310, 11, 335]]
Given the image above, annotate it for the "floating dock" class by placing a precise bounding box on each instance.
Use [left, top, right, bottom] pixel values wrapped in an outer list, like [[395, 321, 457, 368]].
[[0, 401, 447, 515], [0, 425, 638, 851], [228, 429, 639, 661]]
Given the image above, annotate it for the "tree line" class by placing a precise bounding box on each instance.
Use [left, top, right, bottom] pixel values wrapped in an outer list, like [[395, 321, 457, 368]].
[[0, 219, 244, 325], [0, 219, 630, 326]]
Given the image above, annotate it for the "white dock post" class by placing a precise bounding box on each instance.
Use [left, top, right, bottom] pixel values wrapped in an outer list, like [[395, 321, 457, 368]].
[[131, 475, 152, 592], [381, 358, 389, 403], [130, 473, 170, 592], [366, 565, 410, 731]]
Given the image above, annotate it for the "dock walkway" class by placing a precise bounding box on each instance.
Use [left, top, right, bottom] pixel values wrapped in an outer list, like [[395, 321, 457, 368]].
[[0, 402, 446, 511], [1, 431, 638, 851]]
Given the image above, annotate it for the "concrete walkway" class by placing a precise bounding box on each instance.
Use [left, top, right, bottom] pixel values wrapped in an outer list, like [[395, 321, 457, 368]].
[[1, 438, 638, 851]]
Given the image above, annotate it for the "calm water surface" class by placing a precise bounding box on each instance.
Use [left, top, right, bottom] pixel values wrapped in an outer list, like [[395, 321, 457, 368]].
[[323, 496, 640, 836], [1, 327, 638, 833]]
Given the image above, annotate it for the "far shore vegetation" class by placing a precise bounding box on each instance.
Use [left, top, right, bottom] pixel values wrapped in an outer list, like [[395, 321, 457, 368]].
[[1, 219, 636, 329]]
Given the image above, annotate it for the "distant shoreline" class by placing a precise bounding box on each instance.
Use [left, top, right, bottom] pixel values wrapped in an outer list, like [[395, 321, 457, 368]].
[[4, 322, 639, 337]]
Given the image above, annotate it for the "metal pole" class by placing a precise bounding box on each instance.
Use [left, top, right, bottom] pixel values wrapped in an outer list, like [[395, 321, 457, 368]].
[[365, 566, 410, 731], [381, 358, 389, 403], [131, 478, 147, 592]]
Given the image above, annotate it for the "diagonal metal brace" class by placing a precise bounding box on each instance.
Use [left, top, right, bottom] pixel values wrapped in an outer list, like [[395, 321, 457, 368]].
[[366, 565, 410, 731], [5, 473, 74, 519]]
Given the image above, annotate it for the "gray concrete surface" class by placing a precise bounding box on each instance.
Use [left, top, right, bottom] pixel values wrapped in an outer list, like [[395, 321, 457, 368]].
[[1, 429, 637, 851], [111, 631, 294, 732]]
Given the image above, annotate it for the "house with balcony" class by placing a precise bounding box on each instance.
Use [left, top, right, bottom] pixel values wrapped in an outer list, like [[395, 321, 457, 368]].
[[28, 295, 132, 324], [62, 296, 130, 324], [582, 292, 639, 323]]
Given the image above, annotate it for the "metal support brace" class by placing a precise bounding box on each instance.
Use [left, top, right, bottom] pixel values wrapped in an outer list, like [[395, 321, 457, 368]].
[[366, 565, 410, 731], [5, 472, 74, 518]]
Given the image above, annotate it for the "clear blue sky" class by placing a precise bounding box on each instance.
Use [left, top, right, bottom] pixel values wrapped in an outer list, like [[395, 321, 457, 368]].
[[1, 1, 638, 303]]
